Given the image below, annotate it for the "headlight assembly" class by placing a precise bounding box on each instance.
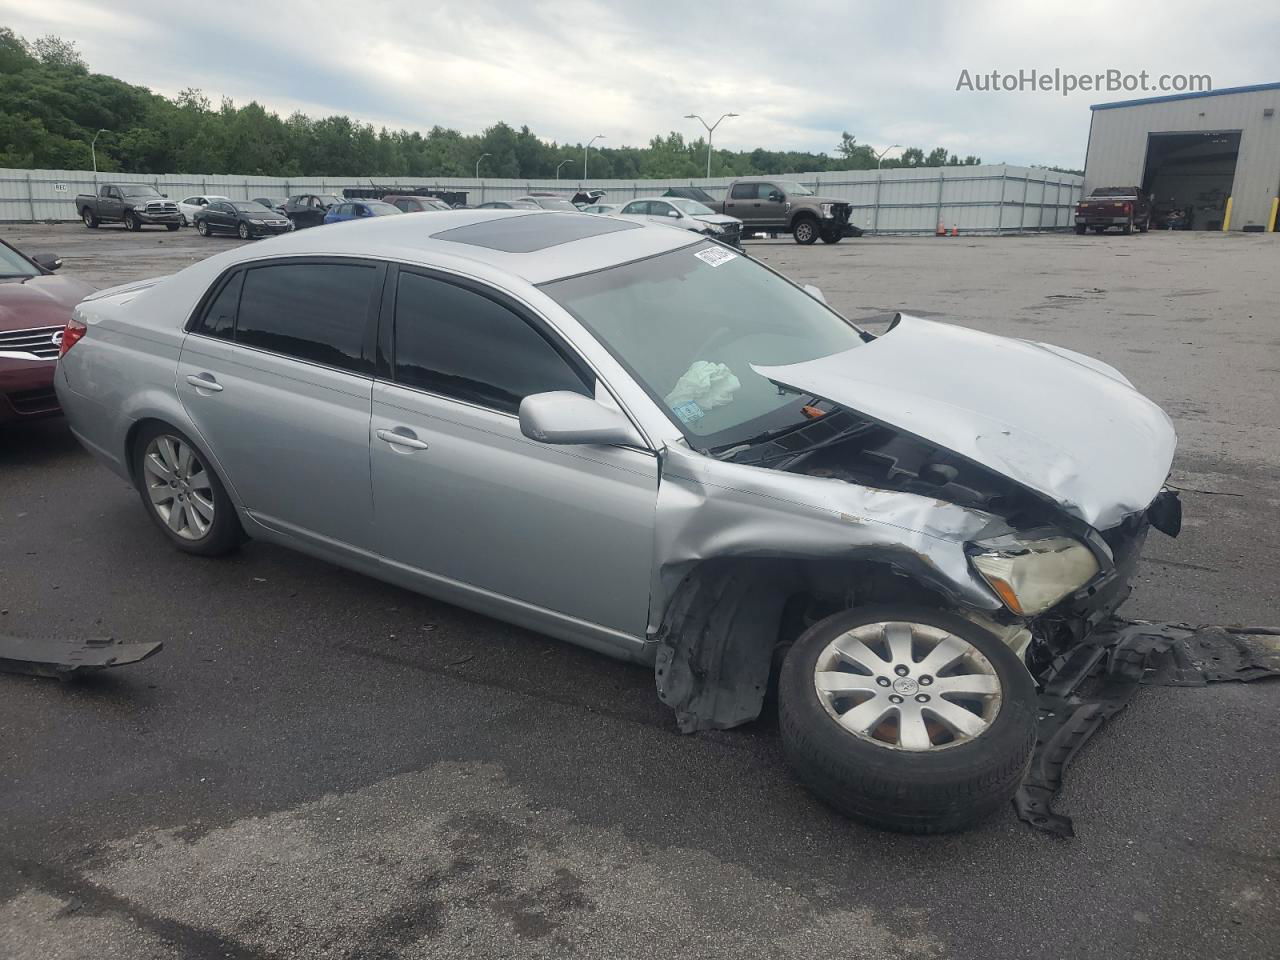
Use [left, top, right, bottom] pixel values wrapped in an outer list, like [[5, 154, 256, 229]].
[[820, 202, 835, 219], [969, 535, 1100, 616], [702, 223, 725, 234]]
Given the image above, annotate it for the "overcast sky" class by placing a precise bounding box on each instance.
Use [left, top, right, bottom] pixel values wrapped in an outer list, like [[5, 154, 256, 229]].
[[1, 0, 1273, 167]]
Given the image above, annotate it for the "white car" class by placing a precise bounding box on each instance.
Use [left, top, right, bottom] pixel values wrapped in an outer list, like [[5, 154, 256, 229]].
[[580, 203, 622, 215], [177, 195, 233, 227], [618, 197, 743, 247]]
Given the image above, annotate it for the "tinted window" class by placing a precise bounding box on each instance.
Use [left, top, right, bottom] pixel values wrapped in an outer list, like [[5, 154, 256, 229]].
[[393, 271, 590, 413], [194, 271, 243, 340], [729, 183, 757, 199], [236, 263, 377, 373]]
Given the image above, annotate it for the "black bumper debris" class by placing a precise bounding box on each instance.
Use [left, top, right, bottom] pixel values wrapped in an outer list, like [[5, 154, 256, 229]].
[[0, 634, 162, 679], [1016, 620, 1280, 837]]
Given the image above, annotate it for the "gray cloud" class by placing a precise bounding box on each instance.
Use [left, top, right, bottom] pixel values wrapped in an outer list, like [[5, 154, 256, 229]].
[[0, 0, 1269, 166]]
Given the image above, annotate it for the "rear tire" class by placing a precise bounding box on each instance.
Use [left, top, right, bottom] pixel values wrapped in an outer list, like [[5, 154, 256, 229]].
[[820, 231, 843, 244], [133, 423, 241, 557], [1074, 224, 1086, 235], [1137, 218, 1149, 233], [778, 605, 1036, 834], [793, 218, 819, 245], [82, 208, 99, 229], [1122, 223, 1132, 235]]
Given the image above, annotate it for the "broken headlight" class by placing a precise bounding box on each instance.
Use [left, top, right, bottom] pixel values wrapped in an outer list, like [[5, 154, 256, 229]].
[[969, 535, 1100, 616]]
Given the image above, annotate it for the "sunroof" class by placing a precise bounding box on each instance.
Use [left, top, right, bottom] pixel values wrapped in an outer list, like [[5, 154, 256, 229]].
[[432, 212, 641, 253]]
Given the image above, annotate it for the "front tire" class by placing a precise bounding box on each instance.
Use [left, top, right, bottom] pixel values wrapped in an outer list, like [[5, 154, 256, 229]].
[[196, 219, 210, 237], [125, 212, 142, 232], [820, 230, 843, 244], [166, 223, 180, 232], [778, 606, 1036, 834], [82, 208, 99, 229], [133, 423, 241, 557], [238, 222, 251, 240], [792, 218, 818, 245]]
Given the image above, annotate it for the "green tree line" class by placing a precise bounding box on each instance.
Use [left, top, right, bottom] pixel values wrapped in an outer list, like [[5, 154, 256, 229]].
[[1, 29, 989, 180]]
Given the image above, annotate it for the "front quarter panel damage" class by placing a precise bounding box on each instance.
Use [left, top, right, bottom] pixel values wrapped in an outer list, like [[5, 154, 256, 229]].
[[651, 445, 1009, 732]]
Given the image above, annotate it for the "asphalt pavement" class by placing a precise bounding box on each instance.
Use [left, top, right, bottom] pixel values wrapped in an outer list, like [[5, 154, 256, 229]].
[[2, 222, 1277, 959]]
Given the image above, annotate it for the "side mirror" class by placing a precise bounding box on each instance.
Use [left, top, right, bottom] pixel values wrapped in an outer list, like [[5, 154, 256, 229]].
[[31, 253, 62, 271], [768, 191, 784, 202], [519, 391, 644, 447], [802, 283, 825, 304], [161, 193, 168, 198]]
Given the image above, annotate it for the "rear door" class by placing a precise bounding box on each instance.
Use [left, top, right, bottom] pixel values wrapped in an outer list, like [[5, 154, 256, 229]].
[[368, 266, 657, 646], [176, 258, 385, 551]]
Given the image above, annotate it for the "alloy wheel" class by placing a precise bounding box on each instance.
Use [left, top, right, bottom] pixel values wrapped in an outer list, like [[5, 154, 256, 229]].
[[142, 434, 215, 541], [813, 621, 1003, 751]]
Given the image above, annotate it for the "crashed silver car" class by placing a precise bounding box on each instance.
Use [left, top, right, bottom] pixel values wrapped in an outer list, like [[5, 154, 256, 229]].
[[55, 210, 1180, 833]]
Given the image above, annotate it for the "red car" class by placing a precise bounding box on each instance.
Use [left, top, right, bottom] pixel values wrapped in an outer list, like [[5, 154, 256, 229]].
[[0, 239, 95, 424]]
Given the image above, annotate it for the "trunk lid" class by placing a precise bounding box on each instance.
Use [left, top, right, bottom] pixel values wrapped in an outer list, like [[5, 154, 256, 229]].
[[753, 314, 1176, 530]]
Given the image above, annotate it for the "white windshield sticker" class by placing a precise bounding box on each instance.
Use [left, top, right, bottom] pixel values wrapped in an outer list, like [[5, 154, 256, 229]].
[[694, 246, 736, 267]]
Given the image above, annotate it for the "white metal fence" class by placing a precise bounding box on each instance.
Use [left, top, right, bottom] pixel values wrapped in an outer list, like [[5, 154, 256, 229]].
[[0, 164, 1082, 234]]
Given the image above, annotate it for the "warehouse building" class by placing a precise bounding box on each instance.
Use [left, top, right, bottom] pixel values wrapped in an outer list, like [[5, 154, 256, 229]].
[[1084, 82, 1280, 231]]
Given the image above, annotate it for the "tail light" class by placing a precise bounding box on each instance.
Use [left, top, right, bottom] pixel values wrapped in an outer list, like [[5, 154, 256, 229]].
[[59, 316, 86, 357], [1123, 202, 1132, 215]]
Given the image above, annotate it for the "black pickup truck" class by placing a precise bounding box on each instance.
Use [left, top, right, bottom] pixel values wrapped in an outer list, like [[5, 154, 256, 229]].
[[1074, 187, 1151, 235], [77, 184, 182, 231]]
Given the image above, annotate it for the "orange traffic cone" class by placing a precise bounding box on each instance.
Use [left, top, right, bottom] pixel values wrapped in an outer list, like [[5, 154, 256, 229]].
[[936, 220, 946, 236], [951, 225, 958, 237]]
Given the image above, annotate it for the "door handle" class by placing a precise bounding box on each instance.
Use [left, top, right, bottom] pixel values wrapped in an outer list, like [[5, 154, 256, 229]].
[[377, 428, 429, 451], [185, 373, 223, 392]]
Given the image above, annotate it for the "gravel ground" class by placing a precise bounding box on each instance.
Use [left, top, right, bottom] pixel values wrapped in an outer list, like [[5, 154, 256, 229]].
[[2, 222, 1277, 960]]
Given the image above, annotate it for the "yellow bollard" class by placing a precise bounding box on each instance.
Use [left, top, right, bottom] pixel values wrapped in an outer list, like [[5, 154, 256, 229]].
[[1222, 196, 1233, 232], [1268, 197, 1279, 233]]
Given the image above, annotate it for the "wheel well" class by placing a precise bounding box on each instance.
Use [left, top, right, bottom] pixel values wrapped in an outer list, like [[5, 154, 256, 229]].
[[124, 417, 168, 484], [791, 211, 818, 226], [654, 557, 952, 732]]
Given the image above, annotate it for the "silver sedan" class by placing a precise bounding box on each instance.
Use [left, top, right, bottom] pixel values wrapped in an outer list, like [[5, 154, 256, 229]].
[[56, 209, 1179, 833]]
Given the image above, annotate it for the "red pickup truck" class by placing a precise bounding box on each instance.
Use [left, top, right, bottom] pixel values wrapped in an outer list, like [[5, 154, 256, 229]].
[[1074, 187, 1151, 235]]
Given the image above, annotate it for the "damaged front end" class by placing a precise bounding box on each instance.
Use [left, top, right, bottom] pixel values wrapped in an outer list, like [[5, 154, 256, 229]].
[[652, 315, 1182, 733]]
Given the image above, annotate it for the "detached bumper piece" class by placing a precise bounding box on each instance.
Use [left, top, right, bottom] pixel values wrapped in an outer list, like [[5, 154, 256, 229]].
[[0, 634, 162, 680], [1016, 620, 1280, 837]]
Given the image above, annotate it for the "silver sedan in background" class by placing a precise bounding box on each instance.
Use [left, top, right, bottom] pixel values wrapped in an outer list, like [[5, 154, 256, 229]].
[[55, 209, 1178, 833]]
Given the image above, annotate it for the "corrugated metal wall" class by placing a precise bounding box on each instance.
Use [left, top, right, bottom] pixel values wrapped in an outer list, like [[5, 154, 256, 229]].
[[1084, 86, 1280, 230], [0, 164, 1081, 233]]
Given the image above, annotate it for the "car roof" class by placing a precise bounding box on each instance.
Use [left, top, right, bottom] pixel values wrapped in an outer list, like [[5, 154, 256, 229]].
[[208, 210, 701, 285]]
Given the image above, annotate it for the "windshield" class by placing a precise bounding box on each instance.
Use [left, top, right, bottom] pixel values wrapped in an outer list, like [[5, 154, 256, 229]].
[[542, 241, 864, 449], [234, 202, 274, 214], [319, 195, 343, 206], [122, 187, 164, 198], [0, 242, 39, 278], [365, 201, 401, 216], [774, 181, 814, 196], [667, 198, 715, 216]]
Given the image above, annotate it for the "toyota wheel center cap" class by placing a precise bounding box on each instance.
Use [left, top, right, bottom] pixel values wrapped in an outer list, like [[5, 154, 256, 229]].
[[892, 677, 919, 695]]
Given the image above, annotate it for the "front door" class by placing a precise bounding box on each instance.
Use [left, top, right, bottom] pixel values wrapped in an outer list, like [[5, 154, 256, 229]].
[[369, 267, 657, 649], [177, 258, 384, 550]]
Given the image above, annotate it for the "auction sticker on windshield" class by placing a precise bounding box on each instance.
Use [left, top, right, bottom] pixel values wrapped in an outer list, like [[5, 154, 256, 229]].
[[694, 246, 736, 267]]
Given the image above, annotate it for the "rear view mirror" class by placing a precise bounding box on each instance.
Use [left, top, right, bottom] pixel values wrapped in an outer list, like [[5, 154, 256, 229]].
[[31, 253, 62, 271], [519, 392, 644, 447]]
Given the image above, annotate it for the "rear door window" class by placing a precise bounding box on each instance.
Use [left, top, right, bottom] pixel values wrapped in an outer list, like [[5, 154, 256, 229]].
[[391, 270, 591, 413], [234, 262, 378, 373], [729, 183, 758, 200], [192, 271, 243, 340]]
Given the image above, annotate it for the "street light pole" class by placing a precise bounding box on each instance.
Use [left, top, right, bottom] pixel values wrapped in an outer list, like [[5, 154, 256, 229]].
[[583, 135, 605, 181], [90, 128, 109, 174], [475, 153, 491, 180], [683, 113, 739, 178], [556, 159, 573, 180], [875, 144, 903, 169]]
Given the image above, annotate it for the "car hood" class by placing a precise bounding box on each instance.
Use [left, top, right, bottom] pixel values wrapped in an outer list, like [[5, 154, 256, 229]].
[[753, 313, 1176, 530], [0, 275, 96, 331], [692, 214, 741, 226]]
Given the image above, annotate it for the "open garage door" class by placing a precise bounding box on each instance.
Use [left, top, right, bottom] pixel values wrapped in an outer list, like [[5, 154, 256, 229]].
[[1142, 131, 1240, 230]]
